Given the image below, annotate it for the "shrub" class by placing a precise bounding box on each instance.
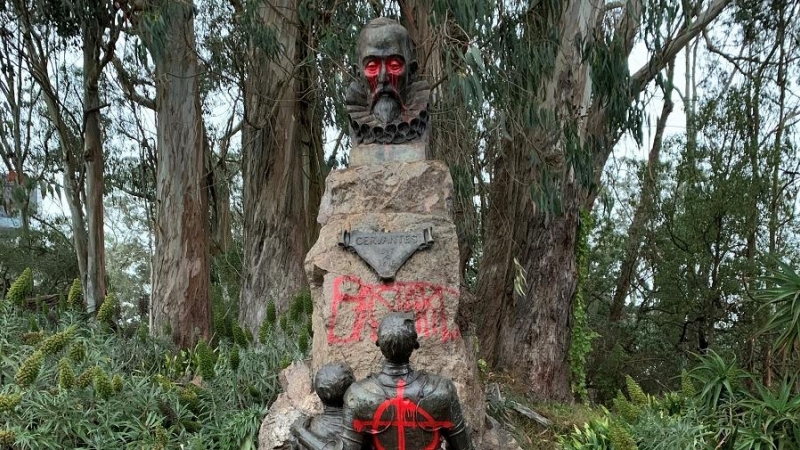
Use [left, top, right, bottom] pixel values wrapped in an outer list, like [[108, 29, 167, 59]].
[[67, 278, 82, 309], [0, 297, 299, 449], [7, 268, 33, 306]]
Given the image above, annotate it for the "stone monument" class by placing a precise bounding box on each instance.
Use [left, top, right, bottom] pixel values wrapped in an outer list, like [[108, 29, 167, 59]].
[[259, 17, 485, 449]]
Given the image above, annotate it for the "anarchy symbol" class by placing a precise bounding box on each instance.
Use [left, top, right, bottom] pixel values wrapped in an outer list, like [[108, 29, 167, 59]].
[[353, 380, 453, 450]]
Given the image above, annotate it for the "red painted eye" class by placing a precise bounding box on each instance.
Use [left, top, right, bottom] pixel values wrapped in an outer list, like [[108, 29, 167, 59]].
[[387, 57, 404, 75], [364, 60, 380, 77]]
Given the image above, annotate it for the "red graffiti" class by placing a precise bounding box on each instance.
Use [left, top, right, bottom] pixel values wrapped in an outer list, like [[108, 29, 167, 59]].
[[353, 380, 453, 450], [328, 275, 460, 345]]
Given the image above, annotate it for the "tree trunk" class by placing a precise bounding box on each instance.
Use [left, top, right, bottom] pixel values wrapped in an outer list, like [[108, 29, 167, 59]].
[[83, 15, 107, 313], [147, 0, 211, 349], [400, 0, 477, 281], [610, 65, 674, 321], [239, 0, 316, 334], [473, 0, 728, 400]]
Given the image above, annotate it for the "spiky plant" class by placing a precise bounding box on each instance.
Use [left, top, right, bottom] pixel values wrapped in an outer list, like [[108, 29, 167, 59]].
[[57, 358, 75, 389], [75, 367, 99, 389], [38, 325, 76, 356], [0, 394, 22, 413], [15, 350, 44, 387], [0, 429, 16, 447], [6, 268, 33, 306], [232, 322, 248, 347], [229, 345, 240, 370], [69, 342, 86, 363], [195, 340, 216, 380], [626, 375, 648, 405], [93, 368, 113, 400], [112, 374, 123, 393], [96, 293, 117, 326], [67, 278, 82, 308]]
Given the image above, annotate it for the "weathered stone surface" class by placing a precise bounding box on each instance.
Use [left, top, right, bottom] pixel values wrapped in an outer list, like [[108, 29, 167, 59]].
[[306, 160, 485, 444], [258, 361, 322, 450], [317, 160, 453, 225], [349, 141, 427, 166]]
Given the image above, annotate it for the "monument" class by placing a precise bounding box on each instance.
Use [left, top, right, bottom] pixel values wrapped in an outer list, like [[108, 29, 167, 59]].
[[294, 313, 473, 450], [259, 17, 485, 449]]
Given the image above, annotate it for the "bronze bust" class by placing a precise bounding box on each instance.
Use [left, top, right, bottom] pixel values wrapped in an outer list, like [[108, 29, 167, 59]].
[[346, 18, 431, 146], [339, 313, 473, 450]]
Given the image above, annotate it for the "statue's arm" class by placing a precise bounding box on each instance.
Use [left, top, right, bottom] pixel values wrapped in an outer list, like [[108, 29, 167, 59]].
[[291, 420, 341, 450], [340, 390, 367, 450], [442, 381, 474, 450]]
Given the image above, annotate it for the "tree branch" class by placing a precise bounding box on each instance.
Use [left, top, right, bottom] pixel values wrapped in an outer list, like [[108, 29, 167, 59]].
[[630, 0, 731, 95], [112, 57, 155, 110]]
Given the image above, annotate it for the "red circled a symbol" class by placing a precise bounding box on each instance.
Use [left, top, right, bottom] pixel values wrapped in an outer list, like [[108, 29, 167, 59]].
[[352, 380, 453, 450]]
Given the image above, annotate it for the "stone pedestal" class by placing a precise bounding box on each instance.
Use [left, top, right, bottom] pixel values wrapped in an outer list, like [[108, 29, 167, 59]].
[[258, 160, 485, 449], [307, 160, 485, 439]]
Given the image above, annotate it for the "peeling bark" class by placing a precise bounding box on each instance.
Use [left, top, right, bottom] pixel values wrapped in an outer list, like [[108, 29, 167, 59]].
[[239, 0, 321, 334], [146, 0, 212, 348]]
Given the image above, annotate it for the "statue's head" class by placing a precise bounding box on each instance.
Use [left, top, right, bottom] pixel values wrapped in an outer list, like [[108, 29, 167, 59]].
[[356, 18, 417, 124], [314, 362, 355, 408], [376, 313, 419, 363]]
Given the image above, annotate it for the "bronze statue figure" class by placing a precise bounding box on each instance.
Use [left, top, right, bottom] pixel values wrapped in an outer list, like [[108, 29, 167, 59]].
[[292, 362, 364, 450], [346, 18, 431, 146], [339, 313, 473, 450]]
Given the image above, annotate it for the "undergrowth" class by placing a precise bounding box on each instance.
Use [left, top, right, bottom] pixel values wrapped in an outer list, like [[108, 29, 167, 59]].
[[0, 273, 312, 450]]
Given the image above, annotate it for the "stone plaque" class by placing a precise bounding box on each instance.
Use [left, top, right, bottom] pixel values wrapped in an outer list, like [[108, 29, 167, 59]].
[[338, 228, 433, 281]]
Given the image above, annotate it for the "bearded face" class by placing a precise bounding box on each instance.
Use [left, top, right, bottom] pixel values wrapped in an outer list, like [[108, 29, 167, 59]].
[[356, 20, 415, 124]]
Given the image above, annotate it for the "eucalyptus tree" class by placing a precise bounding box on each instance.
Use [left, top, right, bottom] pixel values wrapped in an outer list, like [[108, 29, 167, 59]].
[[456, 0, 732, 401], [235, 0, 358, 333], [9, 0, 120, 313], [124, 0, 212, 348]]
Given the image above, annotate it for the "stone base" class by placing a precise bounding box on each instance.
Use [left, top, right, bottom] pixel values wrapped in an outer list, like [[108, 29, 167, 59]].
[[307, 160, 485, 442]]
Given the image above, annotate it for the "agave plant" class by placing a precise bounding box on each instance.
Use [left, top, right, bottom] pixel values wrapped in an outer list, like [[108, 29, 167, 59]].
[[758, 261, 800, 358], [688, 350, 750, 413], [735, 378, 800, 450]]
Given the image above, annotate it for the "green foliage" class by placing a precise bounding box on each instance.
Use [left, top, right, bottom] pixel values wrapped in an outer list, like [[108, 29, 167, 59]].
[[15, 350, 44, 387], [681, 370, 697, 399], [559, 416, 614, 449], [93, 368, 114, 400], [0, 429, 16, 447], [608, 421, 638, 450], [689, 350, 749, 413], [96, 293, 117, 326], [7, 268, 33, 306], [195, 340, 216, 380], [265, 300, 277, 325], [570, 210, 599, 402], [614, 391, 643, 423], [0, 294, 297, 449], [38, 325, 76, 356], [67, 278, 82, 309], [69, 342, 86, 363], [57, 357, 75, 389], [759, 261, 800, 355], [0, 393, 22, 413], [229, 345, 240, 371], [232, 322, 249, 347], [626, 375, 649, 406]]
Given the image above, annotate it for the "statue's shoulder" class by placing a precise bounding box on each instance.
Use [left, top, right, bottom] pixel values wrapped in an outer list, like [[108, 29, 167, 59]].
[[418, 371, 458, 397], [344, 376, 385, 402]]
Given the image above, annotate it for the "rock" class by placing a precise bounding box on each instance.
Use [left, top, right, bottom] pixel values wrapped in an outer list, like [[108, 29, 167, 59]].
[[307, 160, 485, 441], [258, 361, 322, 450], [482, 416, 524, 450], [317, 160, 453, 226]]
